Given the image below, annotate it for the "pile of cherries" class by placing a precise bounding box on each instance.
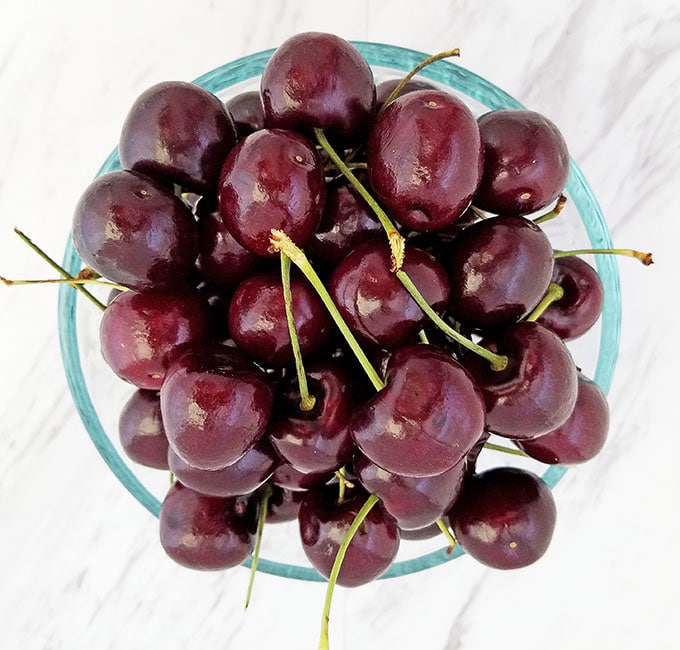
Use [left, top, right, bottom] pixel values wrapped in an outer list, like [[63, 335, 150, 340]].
[[72, 32, 617, 595]]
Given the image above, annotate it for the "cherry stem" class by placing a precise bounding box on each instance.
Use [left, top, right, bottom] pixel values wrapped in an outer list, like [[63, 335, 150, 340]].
[[318, 493, 380, 650], [280, 252, 316, 412], [553, 248, 653, 266], [468, 205, 489, 220], [435, 519, 457, 555], [12, 228, 106, 311], [418, 329, 430, 344], [483, 442, 529, 458], [525, 282, 565, 322], [270, 230, 385, 392], [533, 194, 567, 225], [395, 270, 509, 371], [0, 276, 127, 291], [314, 128, 405, 271], [244, 484, 272, 610], [334, 467, 355, 505], [380, 48, 461, 111]]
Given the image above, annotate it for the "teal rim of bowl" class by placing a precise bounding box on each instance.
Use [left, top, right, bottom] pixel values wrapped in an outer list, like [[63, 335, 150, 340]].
[[58, 41, 621, 582]]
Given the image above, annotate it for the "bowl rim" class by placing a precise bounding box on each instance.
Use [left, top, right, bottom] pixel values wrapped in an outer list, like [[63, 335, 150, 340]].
[[58, 40, 621, 581]]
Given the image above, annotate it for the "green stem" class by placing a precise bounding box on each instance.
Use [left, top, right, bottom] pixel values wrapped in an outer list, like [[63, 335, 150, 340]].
[[280, 253, 316, 411], [244, 484, 272, 610], [314, 128, 405, 271], [270, 230, 385, 392], [318, 493, 380, 650], [0, 276, 127, 291], [483, 442, 529, 457], [525, 282, 565, 322], [533, 194, 567, 225], [395, 270, 509, 371], [435, 519, 457, 555], [418, 329, 430, 344], [334, 467, 354, 505], [553, 248, 653, 266], [13, 228, 106, 311]]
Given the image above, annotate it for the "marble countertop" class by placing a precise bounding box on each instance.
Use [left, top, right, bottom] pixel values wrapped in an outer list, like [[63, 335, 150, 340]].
[[1, 1, 678, 648]]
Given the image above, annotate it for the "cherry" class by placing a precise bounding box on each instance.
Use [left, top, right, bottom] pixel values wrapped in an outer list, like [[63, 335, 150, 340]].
[[298, 484, 399, 587], [398, 522, 443, 541], [367, 89, 483, 232], [160, 344, 274, 470], [119, 81, 238, 195], [159, 482, 256, 570], [218, 128, 325, 257], [350, 344, 486, 477], [100, 287, 212, 390], [474, 109, 570, 215], [72, 170, 198, 292], [449, 467, 557, 569], [118, 389, 169, 470], [515, 374, 610, 464], [224, 90, 265, 138]]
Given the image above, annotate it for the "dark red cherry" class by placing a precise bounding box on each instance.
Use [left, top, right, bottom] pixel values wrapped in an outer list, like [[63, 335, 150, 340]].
[[367, 89, 483, 232], [72, 170, 198, 291], [516, 374, 609, 464], [330, 239, 450, 350], [100, 288, 212, 390], [375, 77, 438, 111], [350, 344, 486, 477], [268, 360, 356, 475], [462, 321, 578, 440], [119, 81, 238, 195], [298, 485, 399, 587], [261, 32, 376, 143], [449, 467, 557, 569], [160, 344, 274, 471], [474, 109, 570, 215], [159, 482, 256, 570], [447, 215, 554, 329], [225, 90, 265, 138], [228, 270, 332, 368], [537, 255, 604, 341], [218, 129, 325, 257], [118, 390, 169, 470]]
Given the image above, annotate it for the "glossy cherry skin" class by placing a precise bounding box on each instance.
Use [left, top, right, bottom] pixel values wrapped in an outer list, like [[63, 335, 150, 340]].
[[474, 109, 570, 215], [72, 170, 198, 291], [218, 129, 325, 257], [167, 437, 278, 498], [118, 390, 169, 469], [270, 463, 334, 492], [330, 239, 450, 350], [268, 360, 356, 475], [462, 321, 578, 440], [447, 215, 554, 329], [398, 522, 443, 541], [298, 485, 400, 587], [228, 270, 332, 368], [160, 344, 274, 471], [100, 288, 212, 390], [119, 81, 238, 195], [261, 32, 376, 143], [537, 255, 604, 341], [516, 374, 610, 464], [449, 467, 557, 569], [350, 344, 486, 477], [367, 89, 483, 232], [354, 452, 467, 530], [225, 90, 265, 138], [375, 77, 438, 111], [159, 482, 256, 570]]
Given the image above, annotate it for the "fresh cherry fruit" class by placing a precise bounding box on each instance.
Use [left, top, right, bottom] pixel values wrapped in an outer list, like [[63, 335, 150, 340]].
[[224, 90, 265, 138], [72, 170, 198, 291], [119, 81, 238, 195], [537, 255, 604, 341], [350, 344, 486, 477], [261, 32, 376, 143], [264, 484, 306, 524], [118, 390, 169, 470], [329, 239, 450, 350], [268, 360, 356, 475], [100, 288, 212, 390], [375, 77, 438, 111], [167, 437, 278, 497], [462, 321, 578, 440], [515, 374, 609, 464], [218, 128, 325, 257], [447, 215, 554, 329], [159, 482, 256, 570], [228, 269, 332, 368], [474, 109, 570, 215], [367, 89, 483, 232], [160, 344, 274, 471], [354, 452, 467, 530], [298, 485, 400, 587], [449, 467, 557, 569], [398, 522, 443, 541], [270, 463, 334, 492]]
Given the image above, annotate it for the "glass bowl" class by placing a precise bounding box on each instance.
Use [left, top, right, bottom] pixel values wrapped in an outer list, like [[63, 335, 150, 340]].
[[58, 41, 621, 581]]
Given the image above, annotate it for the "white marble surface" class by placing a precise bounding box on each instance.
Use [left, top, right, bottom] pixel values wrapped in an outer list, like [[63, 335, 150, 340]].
[[1, 1, 679, 648]]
